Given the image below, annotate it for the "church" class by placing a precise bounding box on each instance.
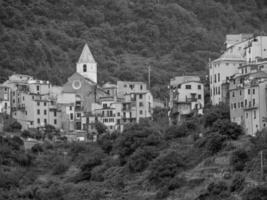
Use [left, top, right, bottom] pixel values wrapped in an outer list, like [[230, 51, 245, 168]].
[[57, 44, 107, 135]]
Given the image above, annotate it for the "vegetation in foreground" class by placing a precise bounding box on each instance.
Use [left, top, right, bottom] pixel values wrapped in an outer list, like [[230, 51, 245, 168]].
[[1, 104, 267, 200]]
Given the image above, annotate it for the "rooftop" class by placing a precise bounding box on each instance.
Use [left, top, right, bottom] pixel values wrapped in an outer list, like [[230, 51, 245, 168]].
[[78, 43, 96, 63]]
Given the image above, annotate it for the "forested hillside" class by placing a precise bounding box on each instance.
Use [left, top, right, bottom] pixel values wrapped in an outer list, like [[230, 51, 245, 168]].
[[1, 0, 267, 97]]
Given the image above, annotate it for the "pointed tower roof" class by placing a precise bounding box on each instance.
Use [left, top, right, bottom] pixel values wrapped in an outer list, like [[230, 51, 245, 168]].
[[78, 43, 96, 63]]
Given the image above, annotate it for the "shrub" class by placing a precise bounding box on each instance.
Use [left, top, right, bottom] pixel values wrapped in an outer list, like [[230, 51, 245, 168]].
[[164, 125, 187, 139], [168, 175, 186, 190], [21, 130, 33, 138], [243, 185, 267, 200], [31, 144, 44, 153], [207, 181, 228, 196], [0, 172, 20, 189], [196, 132, 226, 155], [211, 119, 243, 140], [148, 151, 185, 186], [95, 121, 107, 135], [230, 149, 248, 171], [128, 147, 159, 172], [14, 152, 33, 167], [10, 121, 22, 131], [52, 160, 69, 175], [204, 104, 230, 128], [230, 173, 245, 192], [97, 132, 118, 154], [113, 123, 162, 164], [155, 186, 169, 199]]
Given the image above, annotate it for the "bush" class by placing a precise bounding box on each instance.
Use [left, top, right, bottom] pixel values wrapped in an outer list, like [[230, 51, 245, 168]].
[[95, 121, 107, 135], [21, 130, 33, 138], [128, 147, 159, 172], [230, 149, 248, 171], [14, 152, 33, 167], [196, 132, 226, 155], [230, 173, 245, 192], [168, 175, 186, 190], [114, 123, 162, 164], [155, 186, 169, 199], [97, 132, 118, 154], [204, 104, 230, 128], [148, 151, 185, 186], [207, 181, 228, 196], [52, 160, 69, 175], [164, 125, 187, 139], [243, 185, 267, 200], [10, 121, 22, 131], [211, 119, 243, 140], [31, 144, 44, 153]]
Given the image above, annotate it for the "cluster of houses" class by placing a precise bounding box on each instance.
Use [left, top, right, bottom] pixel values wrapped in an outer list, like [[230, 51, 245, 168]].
[[2, 34, 267, 140], [169, 34, 267, 137], [0, 44, 159, 141], [209, 34, 267, 136]]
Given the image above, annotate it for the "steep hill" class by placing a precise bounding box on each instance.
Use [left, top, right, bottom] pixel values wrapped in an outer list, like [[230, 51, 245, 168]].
[[1, 0, 267, 98]]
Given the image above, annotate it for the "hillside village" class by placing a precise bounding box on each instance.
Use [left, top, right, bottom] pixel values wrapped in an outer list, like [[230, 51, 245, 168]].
[[1, 34, 267, 139], [0, 44, 159, 141], [2, 34, 267, 200]]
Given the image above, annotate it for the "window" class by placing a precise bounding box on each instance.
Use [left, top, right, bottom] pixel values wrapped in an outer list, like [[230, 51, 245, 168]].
[[76, 113, 81, 118], [37, 85, 40, 91], [254, 111, 256, 119], [177, 84, 181, 89], [37, 118, 40, 124], [54, 119, 57, 125], [117, 112, 120, 117], [83, 64, 87, 72], [103, 103, 107, 108], [139, 110, 143, 115], [240, 90, 242, 95], [238, 102, 240, 108], [214, 74, 217, 83], [140, 85, 143, 90], [241, 102, 244, 108], [32, 96, 34, 100], [198, 85, 201, 90], [253, 89, 255, 95], [124, 84, 127, 88], [198, 94, 201, 99], [218, 73, 220, 82], [44, 102, 47, 106], [70, 106, 72, 111], [253, 99, 255, 106], [139, 102, 144, 107], [245, 99, 247, 106], [139, 94, 143, 99], [234, 103, 236, 109], [246, 112, 248, 118], [218, 87, 220, 95], [37, 109, 40, 115], [185, 85, 191, 89], [44, 110, 47, 115], [248, 89, 250, 95], [70, 113, 74, 120], [44, 119, 47, 124], [54, 111, 57, 117], [232, 91, 235, 97]]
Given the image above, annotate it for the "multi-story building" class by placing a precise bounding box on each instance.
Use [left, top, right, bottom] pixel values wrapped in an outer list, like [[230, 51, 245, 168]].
[[58, 44, 106, 134], [210, 34, 267, 105], [2, 74, 62, 130], [169, 76, 204, 125], [0, 85, 11, 115], [230, 69, 267, 136]]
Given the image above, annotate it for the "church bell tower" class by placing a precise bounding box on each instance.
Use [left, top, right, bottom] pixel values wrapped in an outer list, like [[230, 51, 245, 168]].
[[76, 43, 97, 83]]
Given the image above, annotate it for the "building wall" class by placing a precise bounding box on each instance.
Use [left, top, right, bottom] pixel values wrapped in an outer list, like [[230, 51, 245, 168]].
[[117, 81, 147, 96]]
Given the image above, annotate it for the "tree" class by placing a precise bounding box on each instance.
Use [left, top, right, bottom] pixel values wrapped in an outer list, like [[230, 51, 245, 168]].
[[95, 121, 107, 135], [211, 119, 243, 140]]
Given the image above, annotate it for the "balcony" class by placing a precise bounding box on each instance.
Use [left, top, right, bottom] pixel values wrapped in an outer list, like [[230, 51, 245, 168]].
[[244, 104, 258, 110]]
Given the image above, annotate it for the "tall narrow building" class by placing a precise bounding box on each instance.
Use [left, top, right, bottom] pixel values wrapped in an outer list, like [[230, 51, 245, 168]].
[[76, 43, 97, 83]]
